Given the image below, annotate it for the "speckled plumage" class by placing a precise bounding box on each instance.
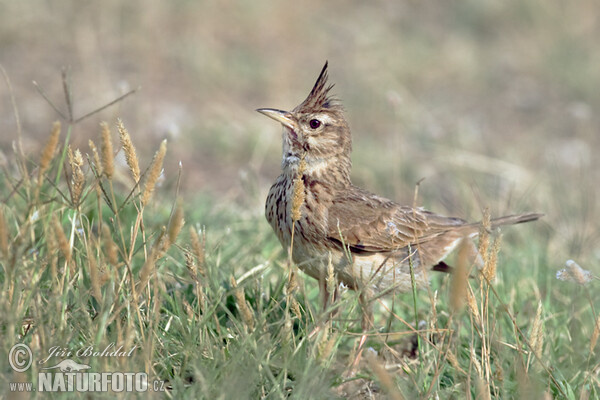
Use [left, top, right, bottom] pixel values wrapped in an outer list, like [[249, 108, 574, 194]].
[[259, 62, 542, 297]]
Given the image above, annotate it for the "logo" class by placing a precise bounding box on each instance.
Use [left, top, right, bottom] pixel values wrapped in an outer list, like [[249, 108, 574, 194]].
[[9, 343, 33, 373], [7, 343, 166, 393], [42, 359, 91, 372]]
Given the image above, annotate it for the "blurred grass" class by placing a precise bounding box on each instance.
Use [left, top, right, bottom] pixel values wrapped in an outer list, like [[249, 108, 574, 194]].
[[0, 0, 599, 398]]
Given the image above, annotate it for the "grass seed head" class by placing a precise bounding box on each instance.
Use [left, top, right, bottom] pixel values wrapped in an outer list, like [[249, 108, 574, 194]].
[[450, 240, 469, 312], [142, 139, 167, 206], [189, 226, 206, 276], [100, 122, 114, 179], [483, 234, 501, 282], [88, 139, 103, 177], [590, 315, 600, 353], [291, 158, 306, 222], [230, 276, 255, 331], [102, 225, 118, 266], [478, 208, 491, 265], [39, 121, 61, 178], [167, 200, 184, 247], [529, 301, 544, 359], [52, 216, 71, 263], [68, 146, 85, 207], [117, 118, 140, 183]]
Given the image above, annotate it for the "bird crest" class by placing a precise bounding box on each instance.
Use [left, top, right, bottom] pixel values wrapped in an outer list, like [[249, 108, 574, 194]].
[[294, 61, 340, 113]]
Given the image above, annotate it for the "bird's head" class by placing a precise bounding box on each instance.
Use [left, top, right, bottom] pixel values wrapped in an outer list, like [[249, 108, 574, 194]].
[[257, 62, 352, 183]]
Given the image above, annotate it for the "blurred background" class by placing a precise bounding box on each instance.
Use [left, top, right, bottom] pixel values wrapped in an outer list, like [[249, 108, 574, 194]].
[[0, 0, 598, 262]]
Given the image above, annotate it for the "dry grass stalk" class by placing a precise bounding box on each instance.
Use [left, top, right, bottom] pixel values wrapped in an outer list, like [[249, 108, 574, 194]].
[[317, 329, 337, 362], [450, 240, 470, 312], [290, 296, 302, 320], [475, 376, 492, 400], [142, 139, 167, 206], [167, 201, 184, 247], [185, 250, 198, 282], [87, 247, 102, 303], [483, 235, 501, 282], [138, 251, 156, 289], [0, 207, 8, 259], [446, 350, 467, 375], [117, 119, 140, 183], [102, 225, 119, 266], [230, 276, 255, 331], [590, 315, 600, 353], [529, 301, 544, 359], [291, 157, 306, 222], [100, 122, 114, 179], [68, 146, 85, 206], [366, 351, 405, 400], [38, 121, 61, 183], [189, 226, 206, 276], [470, 346, 484, 378], [52, 216, 71, 263], [478, 208, 491, 266], [46, 226, 58, 283], [326, 252, 336, 303], [88, 139, 103, 177], [466, 285, 481, 322]]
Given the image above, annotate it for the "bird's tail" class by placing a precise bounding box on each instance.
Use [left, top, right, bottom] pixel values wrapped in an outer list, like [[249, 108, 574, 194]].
[[458, 212, 543, 238], [489, 212, 544, 228]]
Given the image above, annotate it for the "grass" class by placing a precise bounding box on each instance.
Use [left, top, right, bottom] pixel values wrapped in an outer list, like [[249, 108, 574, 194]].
[[0, 101, 598, 398]]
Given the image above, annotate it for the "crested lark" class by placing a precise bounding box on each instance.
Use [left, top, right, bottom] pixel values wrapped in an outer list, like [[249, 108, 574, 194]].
[[258, 62, 542, 314]]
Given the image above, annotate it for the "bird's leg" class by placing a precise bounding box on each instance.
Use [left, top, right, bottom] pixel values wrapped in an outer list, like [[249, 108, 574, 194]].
[[349, 291, 373, 373], [309, 277, 339, 339]]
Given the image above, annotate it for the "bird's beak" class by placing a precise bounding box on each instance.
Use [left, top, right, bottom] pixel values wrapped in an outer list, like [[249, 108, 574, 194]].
[[256, 108, 296, 130]]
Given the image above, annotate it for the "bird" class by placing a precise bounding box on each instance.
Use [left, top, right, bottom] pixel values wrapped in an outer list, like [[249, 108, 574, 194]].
[[257, 62, 542, 358]]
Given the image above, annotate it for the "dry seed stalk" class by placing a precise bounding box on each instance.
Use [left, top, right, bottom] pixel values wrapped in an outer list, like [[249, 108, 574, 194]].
[[478, 209, 491, 266], [87, 247, 102, 303], [89, 139, 103, 177], [450, 240, 469, 312], [291, 158, 307, 222], [189, 226, 206, 276], [52, 216, 71, 262], [529, 301, 544, 359], [39, 121, 61, 183], [100, 122, 114, 179], [326, 252, 336, 303], [230, 276, 255, 331], [483, 235, 501, 282], [117, 119, 140, 183], [366, 351, 405, 400], [0, 207, 8, 259], [102, 225, 119, 266], [142, 139, 167, 206], [68, 146, 85, 206], [167, 201, 184, 247], [185, 250, 198, 281], [138, 250, 156, 289], [590, 315, 600, 353], [466, 285, 481, 322], [290, 297, 302, 320]]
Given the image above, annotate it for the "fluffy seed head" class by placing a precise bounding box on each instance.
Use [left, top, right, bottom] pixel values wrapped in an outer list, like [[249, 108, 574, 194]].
[[117, 119, 140, 183], [142, 139, 167, 206], [100, 122, 114, 179]]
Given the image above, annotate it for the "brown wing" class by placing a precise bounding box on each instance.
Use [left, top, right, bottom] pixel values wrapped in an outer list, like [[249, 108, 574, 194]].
[[326, 186, 468, 253]]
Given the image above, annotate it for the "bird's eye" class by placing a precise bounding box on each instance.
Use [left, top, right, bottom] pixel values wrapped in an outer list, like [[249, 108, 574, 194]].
[[309, 119, 321, 129]]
